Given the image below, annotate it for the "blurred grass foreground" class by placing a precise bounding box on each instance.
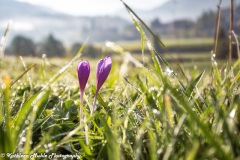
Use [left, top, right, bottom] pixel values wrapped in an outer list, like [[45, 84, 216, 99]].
[[1, 1, 240, 160]]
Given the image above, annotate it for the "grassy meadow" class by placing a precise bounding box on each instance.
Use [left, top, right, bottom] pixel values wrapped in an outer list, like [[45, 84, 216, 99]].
[[1, 2, 240, 160]]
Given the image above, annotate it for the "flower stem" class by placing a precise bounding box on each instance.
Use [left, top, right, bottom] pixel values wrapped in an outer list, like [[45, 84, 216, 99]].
[[91, 92, 98, 115], [80, 90, 89, 145], [80, 90, 84, 125], [84, 116, 89, 145]]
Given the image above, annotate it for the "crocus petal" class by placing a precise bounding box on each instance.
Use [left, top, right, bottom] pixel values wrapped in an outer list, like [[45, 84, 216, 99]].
[[96, 56, 112, 92], [91, 56, 112, 115], [96, 59, 104, 82], [77, 60, 90, 93]]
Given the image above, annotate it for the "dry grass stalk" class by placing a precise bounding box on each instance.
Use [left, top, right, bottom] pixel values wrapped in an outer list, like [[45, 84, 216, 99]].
[[213, 0, 222, 55], [229, 0, 234, 63]]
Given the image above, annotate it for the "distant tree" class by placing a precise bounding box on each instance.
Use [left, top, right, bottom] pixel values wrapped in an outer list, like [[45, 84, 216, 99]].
[[151, 18, 162, 29], [150, 18, 163, 36], [122, 25, 140, 40], [71, 43, 101, 58], [216, 28, 238, 59], [150, 19, 165, 53], [152, 34, 165, 54], [173, 20, 194, 29], [42, 34, 65, 57], [216, 28, 228, 59], [8, 35, 36, 56], [195, 11, 216, 37]]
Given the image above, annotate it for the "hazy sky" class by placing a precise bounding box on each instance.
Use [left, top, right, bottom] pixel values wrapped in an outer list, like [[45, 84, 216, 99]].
[[16, 0, 170, 16]]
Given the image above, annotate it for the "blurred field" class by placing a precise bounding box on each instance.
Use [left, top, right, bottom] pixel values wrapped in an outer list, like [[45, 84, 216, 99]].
[[95, 37, 213, 53], [0, 51, 211, 79], [112, 37, 213, 49]]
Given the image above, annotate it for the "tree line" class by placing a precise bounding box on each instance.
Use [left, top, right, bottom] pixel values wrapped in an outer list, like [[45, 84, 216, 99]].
[[150, 4, 240, 39], [5, 34, 101, 58], [151, 5, 240, 59]]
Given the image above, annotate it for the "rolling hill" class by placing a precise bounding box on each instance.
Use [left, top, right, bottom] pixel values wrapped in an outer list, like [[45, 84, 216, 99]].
[[0, 0, 239, 45], [0, 0, 130, 44]]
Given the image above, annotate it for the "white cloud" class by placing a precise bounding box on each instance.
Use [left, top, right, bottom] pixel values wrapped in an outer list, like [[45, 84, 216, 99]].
[[16, 0, 169, 16], [12, 21, 34, 31]]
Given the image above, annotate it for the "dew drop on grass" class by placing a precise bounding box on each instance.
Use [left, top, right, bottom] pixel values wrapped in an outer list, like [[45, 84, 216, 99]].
[[48, 143, 52, 148], [211, 53, 216, 61], [157, 148, 163, 154], [149, 86, 158, 92], [211, 53, 218, 66], [19, 132, 27, 152], [146, 41, 154, 50], [229, 108, 236, 118], [20, 137, 26, 143], [165, 67, 173, 75], [44, 144, 49, 152], [224, 68, 227, 73], [153, 109, 160, 114], [25, 120, 29, 125]]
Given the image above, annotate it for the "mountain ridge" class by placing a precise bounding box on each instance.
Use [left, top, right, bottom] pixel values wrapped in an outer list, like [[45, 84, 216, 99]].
[[116, 0, 240, 22], [0, 0, 131, 44]]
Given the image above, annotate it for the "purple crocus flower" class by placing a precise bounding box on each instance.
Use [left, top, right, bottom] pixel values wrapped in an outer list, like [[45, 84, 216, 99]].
[[77, 60, 90, 121], [92, 56, 112, 115], [77, 60, 90, 100]]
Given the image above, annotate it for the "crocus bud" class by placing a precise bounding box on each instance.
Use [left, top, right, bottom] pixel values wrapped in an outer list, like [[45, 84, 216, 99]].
[[96, 56, 112, 93], [92, 56, 112, 115], [77, 60, 90, 101]]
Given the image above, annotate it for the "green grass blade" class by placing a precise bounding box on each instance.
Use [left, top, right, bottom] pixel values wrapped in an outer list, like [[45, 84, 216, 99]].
[[79, 139, 93, 157], [166, 82, 230, 159], [121, 0, 165, 48], [186, 140, 199, 160], [163, 114, 186, 160], [2, 76, 14, 153], [23, 89, 50, 155], [33, 114, 52, 133], [100, 116, 121, 160], [148, 129, 157, 160], [0, 20, 11, 59], [123, 3, 189, 97], [10, 63, 36, 87], [91, 86, 108, 108], [133, 120, 148, 160], [185, 70, 205, 98], [13, 91, 42, 139], [0, 125, 5, 155]]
